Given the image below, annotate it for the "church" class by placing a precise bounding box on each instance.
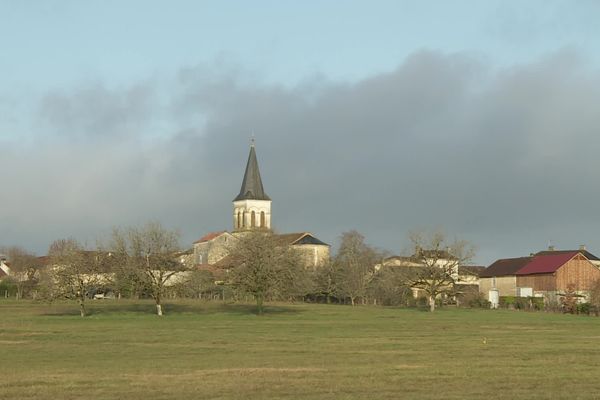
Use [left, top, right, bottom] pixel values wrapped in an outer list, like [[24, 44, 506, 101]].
[[192, 142, 330, 269]]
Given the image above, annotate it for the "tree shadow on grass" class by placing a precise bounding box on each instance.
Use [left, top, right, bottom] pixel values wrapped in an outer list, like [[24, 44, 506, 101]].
[[40, 301, 303, 317]]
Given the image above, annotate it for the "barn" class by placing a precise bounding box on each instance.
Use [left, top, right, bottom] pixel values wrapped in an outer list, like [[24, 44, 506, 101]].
[[480, 249, 600, 306], [516, 251, 600, 295]]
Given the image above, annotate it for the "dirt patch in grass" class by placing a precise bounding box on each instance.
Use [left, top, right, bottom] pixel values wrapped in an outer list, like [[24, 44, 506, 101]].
[[394, 364, 423, 369], [126, 367, 327, 379]]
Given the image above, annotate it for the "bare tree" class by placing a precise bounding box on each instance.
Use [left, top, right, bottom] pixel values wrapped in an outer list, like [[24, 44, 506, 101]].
[[334, 231, 381, 306], [588, 279, 600, 316], [405, 230, 475, 312], [47, 239, 108, 317], [111, 222, 181, 316], [175, 269, 217, 299], [0, 246, 41, 299], [228, 231, 302, 314], [368, 266, 414, 306], [105, 233, 146, 299], [312, 261, 338, 303], [276, 247, 314, 302]]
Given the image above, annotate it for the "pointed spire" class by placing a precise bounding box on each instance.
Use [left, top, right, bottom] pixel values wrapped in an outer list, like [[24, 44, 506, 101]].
[[234, 141, 270, 201]]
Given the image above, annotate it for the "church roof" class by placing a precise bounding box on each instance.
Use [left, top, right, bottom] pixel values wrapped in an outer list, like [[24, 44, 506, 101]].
[[233, 144, 270, 201], [274, 232, 329, 247], [193, 231, 227, 244]]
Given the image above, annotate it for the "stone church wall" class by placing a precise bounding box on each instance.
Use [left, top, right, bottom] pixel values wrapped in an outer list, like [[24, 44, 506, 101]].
[[193, 233, 235, 265], [294, 244, 330, 268]]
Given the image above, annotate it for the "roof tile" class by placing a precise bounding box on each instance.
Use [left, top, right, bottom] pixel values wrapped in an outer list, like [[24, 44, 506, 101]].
[[193, 231, 227, 244], [480, 257, 532, 277]]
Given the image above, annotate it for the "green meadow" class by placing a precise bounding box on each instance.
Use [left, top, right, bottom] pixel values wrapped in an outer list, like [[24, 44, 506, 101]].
[[1, 300, 600, 399]]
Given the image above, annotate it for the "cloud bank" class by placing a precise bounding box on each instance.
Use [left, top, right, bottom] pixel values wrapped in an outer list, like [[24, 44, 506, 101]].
[[1, 49, 599, 264]]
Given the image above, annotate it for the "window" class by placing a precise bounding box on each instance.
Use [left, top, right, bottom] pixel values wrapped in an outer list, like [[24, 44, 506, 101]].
[[260, 211, 265, 227], [251, 211, 256, 227]]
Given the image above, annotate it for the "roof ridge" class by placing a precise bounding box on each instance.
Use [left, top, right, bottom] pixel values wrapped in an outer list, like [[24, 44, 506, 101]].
[[193, 231, 228, 244]]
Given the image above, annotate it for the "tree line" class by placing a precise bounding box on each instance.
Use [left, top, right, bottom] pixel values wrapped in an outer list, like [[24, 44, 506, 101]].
[[1, 224, 480, 316]]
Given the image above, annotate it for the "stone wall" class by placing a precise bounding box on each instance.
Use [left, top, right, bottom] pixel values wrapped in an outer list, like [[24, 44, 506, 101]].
[[294, 244, 330, 268], [479, 275, 517, 297], [193, 233, 235, 265]]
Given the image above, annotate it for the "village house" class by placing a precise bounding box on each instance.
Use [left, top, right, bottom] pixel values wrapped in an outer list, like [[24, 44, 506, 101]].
[[379, 251, 483, 287], [0, 254, 10, 279], [378, 250, 484, 301], [479, 256, 531, 298], [192, 142, 330, 270]]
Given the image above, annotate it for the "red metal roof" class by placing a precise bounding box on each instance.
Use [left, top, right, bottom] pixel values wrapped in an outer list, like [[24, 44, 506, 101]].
[[516, 251, 579, 275], [193, 231, 227, 244]]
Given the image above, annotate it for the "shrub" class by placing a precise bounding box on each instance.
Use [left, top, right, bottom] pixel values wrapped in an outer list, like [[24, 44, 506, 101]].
[[456, 286, 485, 308], [577, 303, 591, 315], [405, 296, 418, 308], [499, 296, 515, 308], [544, 295, 562, 313], [589, 279, 600, 312], [416, 296, 428, 308], [498, 295, 543, 311], [513, 297, 530, 310], [464, 292, 491, 308], [0, 279, 17, 298], [529, 297, 544, 310], [561, 284, 581, 314]]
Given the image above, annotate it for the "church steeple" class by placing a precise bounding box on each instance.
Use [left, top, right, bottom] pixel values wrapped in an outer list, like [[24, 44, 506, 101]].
[[233, 141, 270, 201], [233, 141, 272, 231]]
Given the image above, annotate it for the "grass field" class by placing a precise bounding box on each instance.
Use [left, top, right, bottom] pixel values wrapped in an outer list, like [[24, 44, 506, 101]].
[[1, 300, 600, 399]]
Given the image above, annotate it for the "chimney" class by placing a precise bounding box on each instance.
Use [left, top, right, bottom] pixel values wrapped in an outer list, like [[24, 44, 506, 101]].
[[579, 244, 587, 251], [548, 245, 555, 251]]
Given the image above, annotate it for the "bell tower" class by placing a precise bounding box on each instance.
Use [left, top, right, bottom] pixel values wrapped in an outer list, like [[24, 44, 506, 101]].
[[233, 140, 272, 231]]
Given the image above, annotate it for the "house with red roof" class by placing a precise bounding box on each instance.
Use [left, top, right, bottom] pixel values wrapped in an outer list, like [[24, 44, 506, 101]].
[[480, 247, 600, 306]]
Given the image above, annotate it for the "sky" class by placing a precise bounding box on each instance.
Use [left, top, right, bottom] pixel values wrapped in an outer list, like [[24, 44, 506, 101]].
[[1, 0, 599, 265]]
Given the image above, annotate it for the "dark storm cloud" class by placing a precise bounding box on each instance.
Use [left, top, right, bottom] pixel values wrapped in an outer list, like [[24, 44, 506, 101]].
[[2, 49, 599, 264], [38, 82, 158, 139]]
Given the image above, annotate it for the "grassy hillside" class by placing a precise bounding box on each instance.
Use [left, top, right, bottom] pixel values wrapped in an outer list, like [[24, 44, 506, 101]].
[[1, 300, 599, 399]]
